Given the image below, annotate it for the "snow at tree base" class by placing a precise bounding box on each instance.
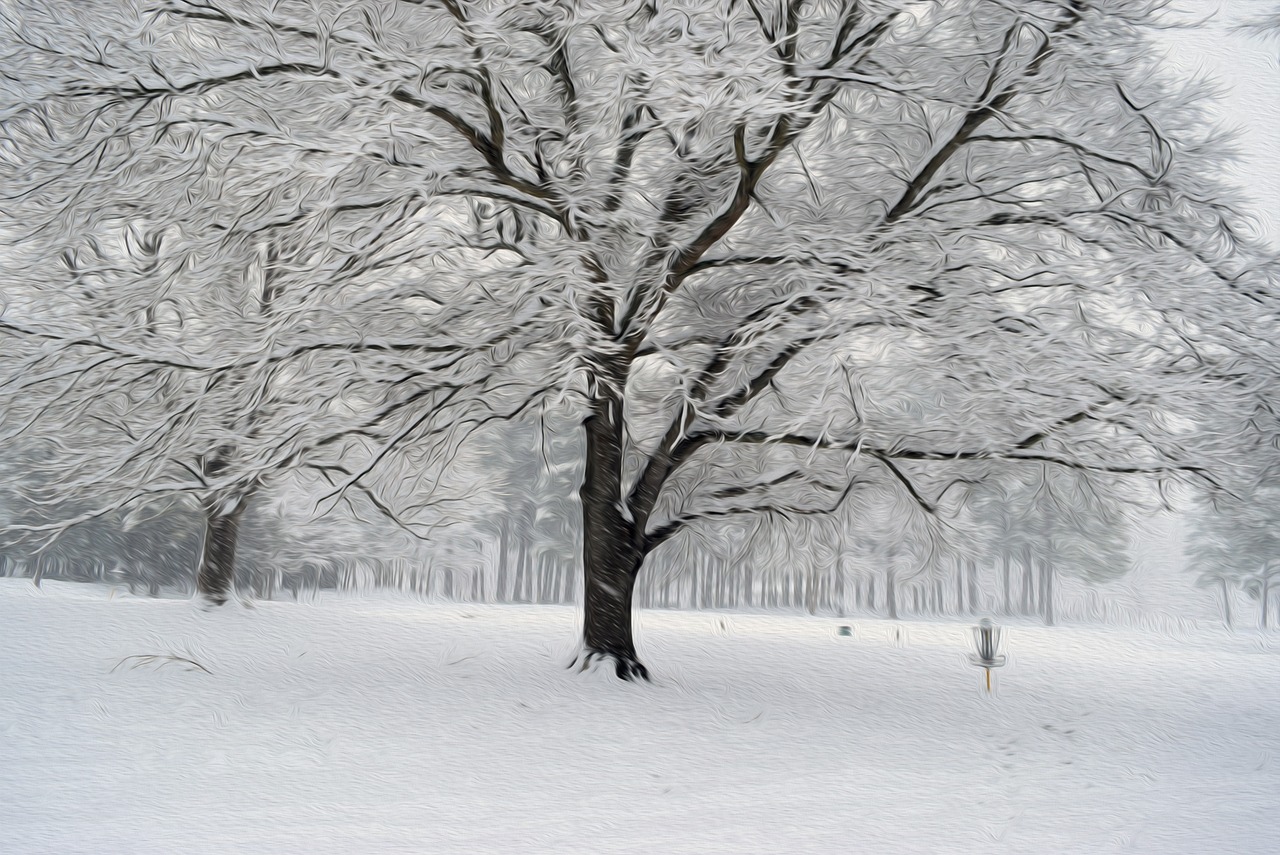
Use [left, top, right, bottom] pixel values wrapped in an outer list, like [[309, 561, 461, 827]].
[[2, 579, 1279, 855]]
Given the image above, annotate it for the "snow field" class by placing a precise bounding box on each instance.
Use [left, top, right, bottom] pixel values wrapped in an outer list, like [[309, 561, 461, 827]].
[[2, 579, 1278, 854]]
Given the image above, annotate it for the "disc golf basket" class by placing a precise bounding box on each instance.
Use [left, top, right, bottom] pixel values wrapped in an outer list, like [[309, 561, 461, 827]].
[[969, 618, 1006, 692]]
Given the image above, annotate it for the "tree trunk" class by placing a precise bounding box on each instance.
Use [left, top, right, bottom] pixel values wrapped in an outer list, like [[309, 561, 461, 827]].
[[1041, 561, 1055, 627], [1260, 576, 1270, 631], [1021, 548, 1035, 615], [691, 557, 703, 610], [833, 559, 846, 617], [196, 490, 252, 605], [1002, 555, 1012, 615], [884, 566, 898, 620], [967, 561, 980, 616], [1023, 569, 1033, 615], [578, 386, 648, 680], [1219, 577, 1233, 629], [495, 518, 512, 601], [514, 539, 531, 603]]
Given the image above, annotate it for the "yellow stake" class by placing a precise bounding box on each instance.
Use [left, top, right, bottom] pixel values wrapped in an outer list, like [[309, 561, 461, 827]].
[[985, 667, 991, 693]]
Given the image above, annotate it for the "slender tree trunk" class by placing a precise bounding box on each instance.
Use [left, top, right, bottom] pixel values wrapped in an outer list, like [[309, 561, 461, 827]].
[[728, 560, 739, 609], [578, 385, 648, 679], [885, 567, 898, 620], [833, 558, 846, 617], [1219, 578, 1233, 629], [1041, 561, 1055, 626], [1002, 555, 1012, 615], [496, 519, 512, 602], [967, 561, 980, 616], [1260, 576, 1270, 631], [197, 489, 253, 605], [542, 551, 554, 604], [1021, 559, 1035, 616], [533, 552, 544, 603], [513, 539, 530, 603], [692, 557, 703, 610], [548, 554, 558, 604]]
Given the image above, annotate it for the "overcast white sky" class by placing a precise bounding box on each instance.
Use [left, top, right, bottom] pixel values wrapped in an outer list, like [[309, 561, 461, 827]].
[[1156, 1, 1280, 246]]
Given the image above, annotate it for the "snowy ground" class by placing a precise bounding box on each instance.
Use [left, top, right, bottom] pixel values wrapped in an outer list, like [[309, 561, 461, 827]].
[[2, 579, 1278, 854]]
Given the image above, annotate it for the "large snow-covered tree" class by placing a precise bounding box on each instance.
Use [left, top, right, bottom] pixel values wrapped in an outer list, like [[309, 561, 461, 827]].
[[2, 0, 1277, 677], [0, 67, 563, 600], [0, 208, 549, 600]]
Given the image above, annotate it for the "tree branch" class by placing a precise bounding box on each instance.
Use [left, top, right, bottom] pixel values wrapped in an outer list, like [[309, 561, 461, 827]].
[[647, 468, 859, 550], [884, 4, 1087, 225]]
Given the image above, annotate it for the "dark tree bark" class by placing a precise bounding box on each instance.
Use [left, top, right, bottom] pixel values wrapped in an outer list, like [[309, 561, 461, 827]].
[[578, 383, 649, 680], [196, 490, 252, 605]]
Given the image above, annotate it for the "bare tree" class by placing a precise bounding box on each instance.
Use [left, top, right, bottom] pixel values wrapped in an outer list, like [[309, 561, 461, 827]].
[[2, 1, 1276, 678]]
